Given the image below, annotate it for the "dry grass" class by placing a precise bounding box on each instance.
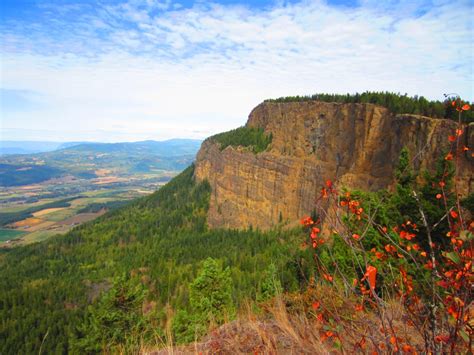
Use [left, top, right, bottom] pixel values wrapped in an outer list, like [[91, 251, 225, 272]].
[[142, 283, 429, 355]]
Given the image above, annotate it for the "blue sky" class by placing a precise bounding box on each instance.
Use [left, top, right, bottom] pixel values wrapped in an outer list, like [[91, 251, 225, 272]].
[[0, 0, 472, 142]]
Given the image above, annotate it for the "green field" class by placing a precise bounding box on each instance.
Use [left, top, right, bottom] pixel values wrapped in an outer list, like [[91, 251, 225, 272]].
[[0, 229, 26, 242]]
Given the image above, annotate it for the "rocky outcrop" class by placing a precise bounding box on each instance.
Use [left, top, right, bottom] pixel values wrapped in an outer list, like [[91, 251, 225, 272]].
[[195, 101, 473, 230]]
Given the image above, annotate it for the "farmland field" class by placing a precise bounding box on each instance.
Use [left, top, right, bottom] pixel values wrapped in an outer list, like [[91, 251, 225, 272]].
[[0, 229, 26, 242]]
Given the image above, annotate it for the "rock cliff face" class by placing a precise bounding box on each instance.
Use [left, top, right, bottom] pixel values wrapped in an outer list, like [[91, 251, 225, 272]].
[[194, 101, 473, 230]]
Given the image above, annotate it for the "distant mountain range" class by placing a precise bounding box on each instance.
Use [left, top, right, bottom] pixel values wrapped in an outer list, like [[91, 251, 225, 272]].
[[58, 139, 203, 156], [0, 141, 92, 155], [0, 139, 202, 156], [0, 139, 202, 186]]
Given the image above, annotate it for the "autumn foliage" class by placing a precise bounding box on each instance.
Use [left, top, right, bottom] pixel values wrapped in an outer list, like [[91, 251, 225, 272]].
[[300, 100, 472, 353]]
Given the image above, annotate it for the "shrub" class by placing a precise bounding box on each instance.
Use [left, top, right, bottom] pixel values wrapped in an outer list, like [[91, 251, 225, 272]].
[[299, 100, 472, 353]]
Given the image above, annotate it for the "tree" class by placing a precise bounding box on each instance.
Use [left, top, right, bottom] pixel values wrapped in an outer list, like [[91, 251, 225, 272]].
[[75, 276, 148, 352], [257, 263, 283, 302], [173, 258, 235, 344], [189, 258, 234, 325]]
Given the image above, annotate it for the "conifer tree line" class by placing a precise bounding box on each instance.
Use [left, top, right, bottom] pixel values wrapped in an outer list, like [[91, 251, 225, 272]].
[[266, 91, 473, 122]]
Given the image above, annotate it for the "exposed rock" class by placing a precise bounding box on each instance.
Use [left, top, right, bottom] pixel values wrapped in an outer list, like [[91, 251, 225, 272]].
[[195, 101, 473, 230]]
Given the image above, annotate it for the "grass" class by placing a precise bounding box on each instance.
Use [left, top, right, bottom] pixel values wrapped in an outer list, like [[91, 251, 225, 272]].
[[0, 229, 26, 242], [145, 284, 426, 354], [22, 230, 58, 244]]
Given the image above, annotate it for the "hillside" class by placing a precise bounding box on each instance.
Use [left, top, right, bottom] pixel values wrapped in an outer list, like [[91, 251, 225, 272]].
[[0, 166, 308, 353], [0, 96, 472, 354]]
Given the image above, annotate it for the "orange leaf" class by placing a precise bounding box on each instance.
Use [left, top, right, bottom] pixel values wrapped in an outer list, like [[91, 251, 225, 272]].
[[323, 273, 333, 282], [321, 187, 328, 199], [435, 335, 449, 343], [365, 265, 377, 290], [375, 251, 384, 260], [300, 216, 314, 226], [402, 344, 413, 352]]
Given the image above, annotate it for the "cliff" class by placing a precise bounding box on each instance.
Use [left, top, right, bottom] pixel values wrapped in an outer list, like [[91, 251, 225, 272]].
[[195, 101, 473, 229]]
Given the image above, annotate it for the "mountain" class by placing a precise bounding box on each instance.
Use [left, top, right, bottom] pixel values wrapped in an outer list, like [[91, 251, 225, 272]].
[[56, 142, 95, 150], [59, 139, 203, 156], [0, 94, 472, 354], [195, 101, 473, 229], [0, 139, 202, 186], [0, 141, 68, 155]]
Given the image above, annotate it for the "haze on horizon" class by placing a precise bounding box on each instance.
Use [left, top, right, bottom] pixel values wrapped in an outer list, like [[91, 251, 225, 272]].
[[1, 0, 472, 142]]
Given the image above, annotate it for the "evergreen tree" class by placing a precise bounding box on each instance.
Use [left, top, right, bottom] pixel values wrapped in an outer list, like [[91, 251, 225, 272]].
[[189, 258, 235, 325], [257, 263, 283, 302]]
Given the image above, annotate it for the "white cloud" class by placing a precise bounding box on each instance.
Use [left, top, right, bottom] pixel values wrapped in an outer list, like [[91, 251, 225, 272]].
[[0, 0, 472, 142]]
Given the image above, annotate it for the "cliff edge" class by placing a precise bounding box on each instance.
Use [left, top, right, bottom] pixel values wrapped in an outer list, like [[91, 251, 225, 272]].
[[195, 101, 473, 229]]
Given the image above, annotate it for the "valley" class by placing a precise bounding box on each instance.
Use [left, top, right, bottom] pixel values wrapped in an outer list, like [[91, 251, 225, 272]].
[[0, 139, 201, 246]]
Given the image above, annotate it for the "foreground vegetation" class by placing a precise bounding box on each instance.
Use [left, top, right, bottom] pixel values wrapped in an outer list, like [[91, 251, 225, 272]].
[[294, 100, 472, 353]]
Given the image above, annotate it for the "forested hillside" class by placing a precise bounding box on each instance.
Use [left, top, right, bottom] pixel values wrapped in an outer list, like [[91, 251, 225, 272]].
[[0, 166, 310, 353]]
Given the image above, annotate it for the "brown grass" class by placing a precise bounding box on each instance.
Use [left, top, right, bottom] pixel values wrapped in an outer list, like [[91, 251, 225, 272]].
[[143, 283, 428, 355]]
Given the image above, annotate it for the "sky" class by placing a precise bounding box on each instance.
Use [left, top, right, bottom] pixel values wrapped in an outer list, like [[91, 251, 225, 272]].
[[0, 0, 472, 142]]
